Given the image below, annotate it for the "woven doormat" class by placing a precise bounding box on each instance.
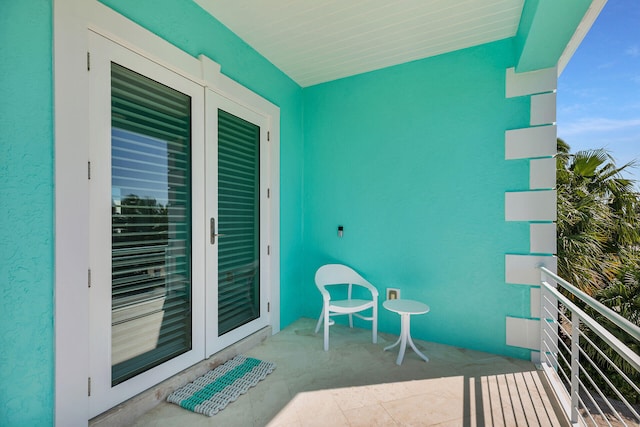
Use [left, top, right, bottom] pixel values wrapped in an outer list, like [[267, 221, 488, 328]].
[[167, 354, 276, 416]]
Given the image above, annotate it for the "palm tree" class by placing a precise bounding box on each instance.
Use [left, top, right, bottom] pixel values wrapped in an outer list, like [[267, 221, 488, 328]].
[[556, 138, 640, 295], [556, 139, 640, 406], [584, 269, 640, 403]]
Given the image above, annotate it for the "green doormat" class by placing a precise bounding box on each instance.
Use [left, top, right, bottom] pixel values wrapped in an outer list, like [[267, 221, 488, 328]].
[[167, 354, 276, 416]]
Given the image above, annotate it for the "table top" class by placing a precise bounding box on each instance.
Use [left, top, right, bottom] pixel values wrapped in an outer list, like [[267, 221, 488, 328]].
[[383, 299, 429, 315]]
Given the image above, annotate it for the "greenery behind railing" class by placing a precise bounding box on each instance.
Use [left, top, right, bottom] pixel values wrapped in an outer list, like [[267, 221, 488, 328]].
[[555, 139, 640, 415]]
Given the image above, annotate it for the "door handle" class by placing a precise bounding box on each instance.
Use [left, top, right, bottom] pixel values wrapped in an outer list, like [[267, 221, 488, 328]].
[[210, 218, 225, 244]]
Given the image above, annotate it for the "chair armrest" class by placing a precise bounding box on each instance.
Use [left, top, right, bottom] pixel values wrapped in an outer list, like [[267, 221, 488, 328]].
[[317, 286, 331, 302], [356, 281, 379, 298]]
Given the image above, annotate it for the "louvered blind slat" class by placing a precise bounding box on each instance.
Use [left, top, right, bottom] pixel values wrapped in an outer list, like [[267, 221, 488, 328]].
[[110, 63, 192, 386], [217, 109, 260, 336]]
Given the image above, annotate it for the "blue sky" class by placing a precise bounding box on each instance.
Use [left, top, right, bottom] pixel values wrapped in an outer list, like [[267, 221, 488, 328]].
[[557, 0, 640, 183]]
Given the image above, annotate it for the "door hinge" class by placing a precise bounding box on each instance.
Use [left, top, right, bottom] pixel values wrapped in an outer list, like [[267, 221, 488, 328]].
[[87, 51, 90, 71], [268, 302, 270, 312], [88, 377, 91, 396], [267, 245, 270, 255], [88, 269, 91, 288], [267, 188, 270, 198], [267, 131, 270, 141], [88, 161, 91, 179]]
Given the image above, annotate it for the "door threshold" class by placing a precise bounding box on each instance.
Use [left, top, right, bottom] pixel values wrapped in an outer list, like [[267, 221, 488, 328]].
[[90, 326, 272, 427]]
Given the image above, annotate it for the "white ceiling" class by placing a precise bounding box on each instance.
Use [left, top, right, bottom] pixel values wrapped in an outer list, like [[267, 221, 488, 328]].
[[195, 0, 525, 87]]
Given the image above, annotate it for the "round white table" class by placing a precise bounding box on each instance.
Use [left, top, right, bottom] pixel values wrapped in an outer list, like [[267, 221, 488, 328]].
[[383, 299, 430, 365]]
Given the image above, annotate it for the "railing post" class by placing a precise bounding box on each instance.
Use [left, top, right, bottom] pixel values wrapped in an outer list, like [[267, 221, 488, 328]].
[[539, 270, 558, 370], [538, 270, 547, 366], [570, 311, 580, 424], [540, 270, 547, 365]]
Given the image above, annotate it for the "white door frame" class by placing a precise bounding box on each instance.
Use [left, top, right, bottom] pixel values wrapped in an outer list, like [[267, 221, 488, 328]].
[[87, 31, 206, 417], [54, 1, 280, 423], [205, 90, 272, 357]]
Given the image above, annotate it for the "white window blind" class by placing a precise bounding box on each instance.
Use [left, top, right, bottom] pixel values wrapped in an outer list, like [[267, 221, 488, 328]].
[[217, 109, 260, 336], [110, 63, 192, 386]]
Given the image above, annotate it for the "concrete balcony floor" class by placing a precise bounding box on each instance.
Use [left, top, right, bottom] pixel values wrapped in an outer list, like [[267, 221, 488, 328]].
[[133, 318, 566, 427]]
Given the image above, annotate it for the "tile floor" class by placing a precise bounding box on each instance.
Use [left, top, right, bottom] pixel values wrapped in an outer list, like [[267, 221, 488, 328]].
[[133, 318, 565, 427]]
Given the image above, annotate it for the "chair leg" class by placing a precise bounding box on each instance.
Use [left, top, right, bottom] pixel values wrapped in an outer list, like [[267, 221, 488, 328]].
[[314, 307, 324, 334], [348, 313, 353, 328], [323, 309, 330, 351], [372, 304, 378, 344]]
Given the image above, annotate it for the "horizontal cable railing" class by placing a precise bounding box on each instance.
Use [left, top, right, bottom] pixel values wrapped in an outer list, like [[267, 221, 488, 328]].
[[539, 267, 640, 427]]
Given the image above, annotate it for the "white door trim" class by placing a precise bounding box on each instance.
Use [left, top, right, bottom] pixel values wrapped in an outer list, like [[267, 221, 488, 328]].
[[55, 1, 280, 423], [205, 90, 271, 357], [87, 31, 207, 417]]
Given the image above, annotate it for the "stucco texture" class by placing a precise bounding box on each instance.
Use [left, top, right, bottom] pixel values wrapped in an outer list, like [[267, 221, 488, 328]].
[[302, 40, 533, 358], [0, 1, 55, 425]]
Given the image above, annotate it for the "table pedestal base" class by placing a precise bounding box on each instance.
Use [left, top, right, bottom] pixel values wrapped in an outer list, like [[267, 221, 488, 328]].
[[384, 312, 429, 365]]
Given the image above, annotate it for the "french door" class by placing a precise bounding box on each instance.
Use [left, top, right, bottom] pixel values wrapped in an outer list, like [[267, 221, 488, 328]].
[[205, 91, 270, 356], [88, 32, 270, 416]]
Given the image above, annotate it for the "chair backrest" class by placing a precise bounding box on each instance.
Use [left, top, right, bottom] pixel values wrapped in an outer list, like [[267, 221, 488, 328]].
[[315, 264, 377, 295]]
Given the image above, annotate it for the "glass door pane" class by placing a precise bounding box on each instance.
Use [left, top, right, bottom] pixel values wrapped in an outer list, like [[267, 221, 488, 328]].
[[217, 109, 260, 335], [110, 63, 192, 385]]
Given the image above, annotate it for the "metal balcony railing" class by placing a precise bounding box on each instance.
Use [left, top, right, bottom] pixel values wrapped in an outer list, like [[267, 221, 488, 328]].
[[539, 267, 640, 426]]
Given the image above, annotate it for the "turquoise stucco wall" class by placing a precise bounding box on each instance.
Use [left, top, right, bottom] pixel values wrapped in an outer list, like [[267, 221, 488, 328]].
[[99, 0, 306, 327], [1, 0, 303, 424], [0, 1, 55, 425], [302, 39, 533, 358], [0, 0, 587, 424]]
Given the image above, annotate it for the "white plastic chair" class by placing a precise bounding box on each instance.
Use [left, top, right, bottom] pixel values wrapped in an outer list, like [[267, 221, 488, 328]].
[[314, 264, 379, 351]]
